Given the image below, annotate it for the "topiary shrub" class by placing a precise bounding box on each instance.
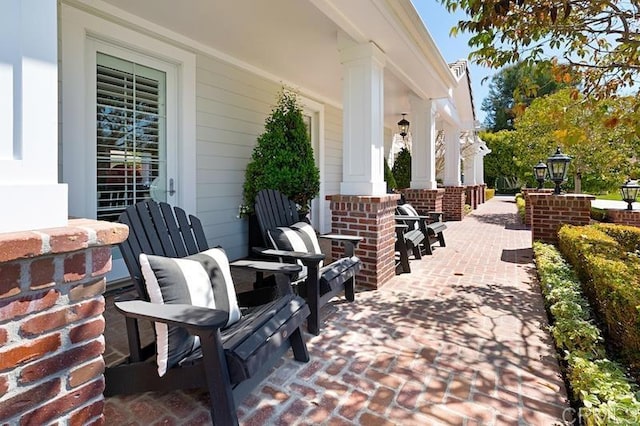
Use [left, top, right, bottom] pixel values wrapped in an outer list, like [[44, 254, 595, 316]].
[[392, 147, 411, 189], [243, 88, 319, 213]]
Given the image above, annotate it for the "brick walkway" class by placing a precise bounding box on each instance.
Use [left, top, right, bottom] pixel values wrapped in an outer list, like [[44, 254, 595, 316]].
[[103, 196, 570, 425]]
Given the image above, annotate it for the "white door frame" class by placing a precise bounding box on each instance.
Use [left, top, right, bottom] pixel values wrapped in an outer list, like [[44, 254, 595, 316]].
[[300, 96, 326, 233], [60, 4, 196, 281]]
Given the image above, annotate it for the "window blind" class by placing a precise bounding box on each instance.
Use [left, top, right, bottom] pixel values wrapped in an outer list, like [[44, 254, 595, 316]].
[[96, 53, 166, 221]]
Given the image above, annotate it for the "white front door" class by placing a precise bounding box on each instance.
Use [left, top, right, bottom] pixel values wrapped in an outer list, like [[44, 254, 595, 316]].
[[60, 5, 197, 285]]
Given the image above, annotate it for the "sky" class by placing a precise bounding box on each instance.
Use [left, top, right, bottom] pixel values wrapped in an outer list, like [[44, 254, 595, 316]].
[[412, 0, 494, 125]]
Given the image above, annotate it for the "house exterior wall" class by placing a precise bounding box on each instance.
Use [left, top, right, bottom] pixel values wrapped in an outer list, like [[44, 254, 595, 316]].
[[58, 3, 343, 263]]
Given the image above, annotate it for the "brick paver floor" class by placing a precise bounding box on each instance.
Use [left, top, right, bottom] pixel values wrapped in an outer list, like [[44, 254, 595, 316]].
[[104, 196, 571, 425]]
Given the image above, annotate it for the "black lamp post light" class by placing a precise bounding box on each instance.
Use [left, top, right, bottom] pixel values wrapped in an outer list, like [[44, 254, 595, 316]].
[[398, 113, 410, 140], [533, 161, 548, 189], [620, 179, 640, 210], [532, 147, 572, 194]]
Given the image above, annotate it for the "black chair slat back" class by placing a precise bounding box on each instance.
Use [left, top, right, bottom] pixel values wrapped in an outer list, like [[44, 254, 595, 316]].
[[255, 189, 300, 247], [118, 200, 210, 300]]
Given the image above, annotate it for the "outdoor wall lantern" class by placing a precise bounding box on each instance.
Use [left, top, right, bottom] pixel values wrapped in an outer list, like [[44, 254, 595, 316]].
[[533, 161, 548, 189], [546, 146, 572, 195], [398, 113, 410, 140], [620, 179, 640, 210]]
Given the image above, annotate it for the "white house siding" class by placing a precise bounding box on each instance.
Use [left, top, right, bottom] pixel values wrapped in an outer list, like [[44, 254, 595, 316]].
[[194, 53, 341, 260], [323, 104, 343, 230], [195, 54, 281, 260]]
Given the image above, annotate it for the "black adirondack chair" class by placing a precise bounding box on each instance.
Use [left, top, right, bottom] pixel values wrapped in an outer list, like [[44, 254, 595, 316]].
[[104, 200, 310, 425], [396, 203, 447, 256], [254, 189, 362, 335]]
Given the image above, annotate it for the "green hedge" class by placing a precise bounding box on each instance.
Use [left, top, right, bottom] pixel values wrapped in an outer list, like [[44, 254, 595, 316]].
[[557, 224, 640, 376], [515, 193, 526, 222], [534, 242, 640, 424], [485, 188, 495, 200]]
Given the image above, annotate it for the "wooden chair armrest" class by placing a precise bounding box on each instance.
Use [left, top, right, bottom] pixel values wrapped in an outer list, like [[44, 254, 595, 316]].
[[318, 234, 362, 243], [230, 259, 302, 276], [394, 215, 430, 221], [318, 233, 361, 256], [115, 300, 229, 334], [253, 247, 325, 265]]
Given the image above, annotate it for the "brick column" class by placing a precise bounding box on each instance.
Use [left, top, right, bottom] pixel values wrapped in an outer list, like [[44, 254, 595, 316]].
[[530, 194, 595, 245], [0, 219, 128, 424], [465, 185, 479, 210], [403, 188, 445, 217], [481, 184, 488, 203], [474, 185, 482, 206], [443, 186, 466, 221], [521, 188, 554, 226], [327, 194, 400, 289], [607, 210, 640, 227]]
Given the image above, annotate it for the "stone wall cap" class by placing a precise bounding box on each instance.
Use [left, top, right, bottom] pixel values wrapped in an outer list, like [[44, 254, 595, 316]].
[[325, 194, 401, 202], [0, 219, 128, 263]]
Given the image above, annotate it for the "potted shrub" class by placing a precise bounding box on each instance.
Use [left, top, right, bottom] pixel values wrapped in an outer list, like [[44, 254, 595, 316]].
[[392, 147, 412, 189], [242, 88, 320, 250]]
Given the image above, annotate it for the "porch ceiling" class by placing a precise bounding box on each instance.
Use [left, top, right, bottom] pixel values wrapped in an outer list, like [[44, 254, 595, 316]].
[[99, 0, 454, 128]]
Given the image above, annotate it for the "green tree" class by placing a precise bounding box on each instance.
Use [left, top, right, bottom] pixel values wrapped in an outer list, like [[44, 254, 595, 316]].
[[384, 158, 397, 192], [243, 88, 320, 212], [481, 130, 528, 189], [392, 147, 412, 189], [482, 61, 574, 131], [441, 1, 640, 112], [511, 90, 639, 193]]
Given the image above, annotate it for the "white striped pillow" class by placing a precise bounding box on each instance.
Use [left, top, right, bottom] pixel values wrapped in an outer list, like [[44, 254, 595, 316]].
[[397, 204, 421, 231], [268, 222, 324, 273], [139, 248, 241, 376]]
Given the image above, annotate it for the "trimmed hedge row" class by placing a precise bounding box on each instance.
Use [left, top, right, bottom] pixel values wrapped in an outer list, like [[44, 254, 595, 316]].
[[534, 242, 640, 423], [485, 188, 495, 200], [515, 193, 526, 222], [557, 224, 640, 377]]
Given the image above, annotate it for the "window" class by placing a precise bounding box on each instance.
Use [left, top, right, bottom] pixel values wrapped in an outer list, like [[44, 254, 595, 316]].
[[96, 53, 167, 221]]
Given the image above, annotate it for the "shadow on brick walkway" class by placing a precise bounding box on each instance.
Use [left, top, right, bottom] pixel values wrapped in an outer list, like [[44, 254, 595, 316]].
[[104, 196, 570, 425]]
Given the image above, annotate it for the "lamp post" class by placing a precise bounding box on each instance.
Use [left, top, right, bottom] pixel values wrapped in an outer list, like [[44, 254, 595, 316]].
[[397, 113, 410, 140], [546, 147, 571, 194], [620, 179, 640, 210], [533, 161, 548, 190]]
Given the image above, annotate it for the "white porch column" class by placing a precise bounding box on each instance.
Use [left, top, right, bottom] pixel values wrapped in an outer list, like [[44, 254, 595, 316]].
[[443, 124, 462, 186], [475, 152, 484, 185], [409, 96, 437, 189], [463, 149, 478, 185], [339, 42, 386, 195], [0, 0, 67, 233]]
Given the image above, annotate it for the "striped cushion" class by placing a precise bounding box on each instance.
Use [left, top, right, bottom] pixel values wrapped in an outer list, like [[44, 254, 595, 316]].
[[268, 222, 323, 277], [397, 204, 421, 231], [139, 248, 241, 376]]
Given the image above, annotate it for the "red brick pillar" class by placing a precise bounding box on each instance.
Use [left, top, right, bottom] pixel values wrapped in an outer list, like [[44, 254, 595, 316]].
[[607, 210, 640, 227], [474, 185, 482, 206], [402, 188, 445, 217], [480, 184, 487, 203], [521, 188, 554, 226], [443, 186, 466, 221], [0, 220, 128, 424], [530, 194, 595, 245], [326, 194, 400, 289]]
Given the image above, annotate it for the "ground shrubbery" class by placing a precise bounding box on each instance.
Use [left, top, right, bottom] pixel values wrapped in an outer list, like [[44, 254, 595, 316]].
[[515, 193, 525, 222], [485, 188, 495, 200], [557, 224, 640, 378], [534, 242, 640, 424]]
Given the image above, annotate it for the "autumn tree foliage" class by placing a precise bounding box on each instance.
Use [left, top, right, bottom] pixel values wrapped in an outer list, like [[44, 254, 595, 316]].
[[482, 61, 575, 131], [441, 0, 640, 108], [509, 90, 639, 193]]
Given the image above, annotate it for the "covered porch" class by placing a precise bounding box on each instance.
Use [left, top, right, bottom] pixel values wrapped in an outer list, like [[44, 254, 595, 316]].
[[103, 197, 570, 424]]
